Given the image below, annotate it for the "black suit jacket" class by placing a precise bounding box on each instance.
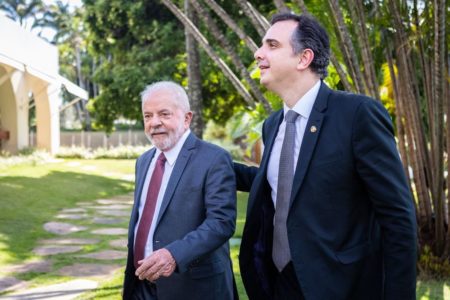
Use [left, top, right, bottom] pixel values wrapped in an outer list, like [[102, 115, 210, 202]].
[[235, 82, 417, 300]]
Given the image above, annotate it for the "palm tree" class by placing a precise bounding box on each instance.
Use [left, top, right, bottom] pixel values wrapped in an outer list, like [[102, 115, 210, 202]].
[[0, 0, 45, 30]]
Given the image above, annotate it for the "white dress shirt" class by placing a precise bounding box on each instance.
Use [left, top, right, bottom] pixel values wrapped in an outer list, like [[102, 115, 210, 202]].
[[267, 80, 321, 207], [134, 129, 191, 258]]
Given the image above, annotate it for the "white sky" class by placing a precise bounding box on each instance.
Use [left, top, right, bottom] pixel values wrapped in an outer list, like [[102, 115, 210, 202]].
[[43, 0, 83, 8], [0, 0, 84, 41]]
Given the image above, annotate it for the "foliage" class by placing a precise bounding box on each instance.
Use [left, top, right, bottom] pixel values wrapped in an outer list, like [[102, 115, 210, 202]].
[[56, 145, 149, 159], [0, 149, 55, 169], [83, 0, 185, 132], [418, 245, 450, 279], [202, 120, 244, 160], [0, 0, 45, 29]]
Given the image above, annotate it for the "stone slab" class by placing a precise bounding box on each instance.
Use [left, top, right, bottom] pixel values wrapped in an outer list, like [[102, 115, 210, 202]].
[[56, 213, 89, 220], [92, 217, 125, 225], [40, 238, 100, 245], [60, 208, 86, 213], [77, 250, 127, 260], [109, 194, 134, 201], [43, 222, 87, 235], [96, 210, 129, 217], [1, 279, 98, 300], [91, 228, 128, 235], [3, 260, 52, 274], [96, 199, 132, 205], [0, 277, 27, 293], [57, 263, 122, 277], [88, 205, 131, 210], [33, 245, 83, 256], [109, 238, 127, 249]]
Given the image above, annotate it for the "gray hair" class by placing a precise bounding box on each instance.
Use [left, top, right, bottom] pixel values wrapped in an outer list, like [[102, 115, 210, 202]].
[[141, 81, 190, 112]]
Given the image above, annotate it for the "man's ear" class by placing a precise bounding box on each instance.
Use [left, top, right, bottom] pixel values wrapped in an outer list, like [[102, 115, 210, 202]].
[[297, 49, 314, 71], [184, 111, 193, 127]]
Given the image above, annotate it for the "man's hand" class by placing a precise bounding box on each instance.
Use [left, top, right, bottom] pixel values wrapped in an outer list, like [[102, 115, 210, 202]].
[[135, 248, 176, 282]]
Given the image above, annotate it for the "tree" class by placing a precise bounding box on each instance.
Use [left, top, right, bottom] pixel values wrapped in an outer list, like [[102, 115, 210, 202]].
[[83, 0, 185, 132], [184, 0, 204, 138], [80, 0, 449, 267], [44, 2, 94, 130], [0, 0, 44, 29], [160, 0, 449, 268]]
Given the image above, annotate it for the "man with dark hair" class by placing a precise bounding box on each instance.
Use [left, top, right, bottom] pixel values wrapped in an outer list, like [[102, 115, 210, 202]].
[[235, 13, 417, 300]]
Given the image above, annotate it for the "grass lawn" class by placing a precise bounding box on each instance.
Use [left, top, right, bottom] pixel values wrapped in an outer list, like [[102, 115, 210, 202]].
[[1, 159, 448, 299], [0, 159, 134, 269]]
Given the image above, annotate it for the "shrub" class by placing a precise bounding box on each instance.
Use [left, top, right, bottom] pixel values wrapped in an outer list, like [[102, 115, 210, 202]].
[[0, 148, 55, 169], [418, 245, 450, 279], [56, 145, 149, 159]]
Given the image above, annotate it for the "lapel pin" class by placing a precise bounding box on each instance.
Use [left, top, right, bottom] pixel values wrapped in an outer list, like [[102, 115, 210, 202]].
[[310, 125, 317, 133]]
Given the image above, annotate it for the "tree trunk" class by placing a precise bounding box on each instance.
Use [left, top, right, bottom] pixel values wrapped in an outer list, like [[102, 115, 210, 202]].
[[161, 0, 256, 108], [292, 0, 308, 13], [75, 44, 91, 130], [234, 0, 268, 37], [327, 0, 365, 94], [185, 0, 204, 138], [330, 52, 353, 91], [388, 0, 434, 237], [202, 0, 258, 52], [346, 0, 379, 100], [432, 0, 446, 255], [189, 0, 272, 113], [272, 0, 289, 13]]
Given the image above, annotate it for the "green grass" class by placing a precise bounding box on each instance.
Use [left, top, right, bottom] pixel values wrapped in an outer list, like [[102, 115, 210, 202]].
[[0, 159, 134, 268], [417, 280, 450, 300], [234, 191, 247, 238], [76, 269, 124, 300], [1, 159, 449, 299]]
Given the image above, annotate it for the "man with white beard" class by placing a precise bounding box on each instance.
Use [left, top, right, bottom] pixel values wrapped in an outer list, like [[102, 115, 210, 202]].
[[123, 81, 237, 300]]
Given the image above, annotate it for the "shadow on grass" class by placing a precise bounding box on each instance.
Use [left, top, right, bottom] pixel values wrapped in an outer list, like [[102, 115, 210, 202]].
[[0, 170, 133, 265]]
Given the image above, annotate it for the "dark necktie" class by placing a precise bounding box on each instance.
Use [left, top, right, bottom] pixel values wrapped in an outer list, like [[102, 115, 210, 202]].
[[273, 110, 299, 271], [134, 152, 166, 269]]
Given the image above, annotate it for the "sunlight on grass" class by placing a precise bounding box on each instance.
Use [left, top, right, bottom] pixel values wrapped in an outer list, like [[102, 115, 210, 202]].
[[234, 192, 248, 239], [417, 280, 450, 300], [76, 269, 124, 300], [0, 234, 12, 269], [0, 159, 135, 267]]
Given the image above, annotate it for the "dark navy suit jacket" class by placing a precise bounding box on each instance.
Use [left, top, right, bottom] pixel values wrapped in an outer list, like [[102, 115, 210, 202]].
[[235, 82, 417, 300], [124, 133, 236, 300]]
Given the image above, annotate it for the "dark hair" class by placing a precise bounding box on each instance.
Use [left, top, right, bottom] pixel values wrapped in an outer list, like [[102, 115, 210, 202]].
[[271, 13, 330, 78]]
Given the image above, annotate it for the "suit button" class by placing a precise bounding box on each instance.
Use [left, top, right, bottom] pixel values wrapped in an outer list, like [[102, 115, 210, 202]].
[[155, 240, 160, 243]]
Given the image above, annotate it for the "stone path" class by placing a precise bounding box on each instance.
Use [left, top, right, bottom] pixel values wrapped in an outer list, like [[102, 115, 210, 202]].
[[0, 194, 133, 299]]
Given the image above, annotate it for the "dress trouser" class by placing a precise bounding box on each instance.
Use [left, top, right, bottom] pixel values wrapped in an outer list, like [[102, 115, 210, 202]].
[[132, 279, 157, 300], [274, 262, 305, 300]]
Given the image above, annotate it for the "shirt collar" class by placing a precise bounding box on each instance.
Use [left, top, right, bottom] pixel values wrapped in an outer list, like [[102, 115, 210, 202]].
[[154, 129, 191, 166], [283, 80, 321, 119]]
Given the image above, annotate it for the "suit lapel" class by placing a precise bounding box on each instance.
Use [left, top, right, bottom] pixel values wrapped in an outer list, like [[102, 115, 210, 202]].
[[156, 133, 196, 225], [290, 82, 330, 208], [260, 111, 284, 172]]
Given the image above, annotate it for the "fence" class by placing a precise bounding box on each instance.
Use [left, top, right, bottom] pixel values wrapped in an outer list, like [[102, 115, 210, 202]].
[[29, 130, 149, 149]]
